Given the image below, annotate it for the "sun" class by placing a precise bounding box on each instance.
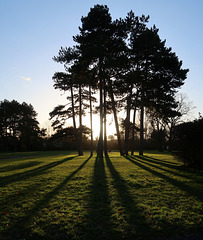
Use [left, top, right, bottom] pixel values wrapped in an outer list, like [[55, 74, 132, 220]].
[[83, 114, 116, 140]]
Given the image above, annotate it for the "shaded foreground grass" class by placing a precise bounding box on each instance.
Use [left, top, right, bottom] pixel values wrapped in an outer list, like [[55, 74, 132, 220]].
[[0, 151, 202, 240]]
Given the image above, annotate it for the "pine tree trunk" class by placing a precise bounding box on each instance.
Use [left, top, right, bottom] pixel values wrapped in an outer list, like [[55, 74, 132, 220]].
[[89, 85, 93, 156], [157, 122, 163, 152], [168, 127, 173, 152], [98, 58, 103, 158], [108, 79, 123, 156], [124, 84, 133, 155], [70, 84, 80, 155], [103, 80, 108, 156], [131, 91, 138, 155], [139, 86, 144, 156], [5, 127, 8, 151], [131, 105, 137, 155], [78, 84, 83, 156]]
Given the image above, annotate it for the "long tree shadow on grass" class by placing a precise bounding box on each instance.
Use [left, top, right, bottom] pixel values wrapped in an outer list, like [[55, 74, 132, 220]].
[[131, 155, 201, 181], [0, 151, 76, 161], [105, 155, 158, 240], [139, 155, 203, 177], [1, 156, 91, 240], [0, 161, 41, 173], [84, 156, 122, 240], [138, 154, 180, 166], [126, 156, 203, 202], [0, 155, 77, 187]]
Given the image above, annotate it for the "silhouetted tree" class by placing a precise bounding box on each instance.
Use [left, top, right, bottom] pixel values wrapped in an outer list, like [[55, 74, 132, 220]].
[[52, 72, 79, 148], [74, 4, 132, 157], [147, 93, 194, 151], [129, 26, 189, 155], [49, 125, 91, 150], [0, 99, 44, 151], [73, 5, 113, 157]]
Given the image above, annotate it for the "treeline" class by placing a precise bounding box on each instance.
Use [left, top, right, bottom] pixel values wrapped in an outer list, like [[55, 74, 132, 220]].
[[0, 99, 45, 151], [50, 4, 188, 157], [1, 99, 202, 168]]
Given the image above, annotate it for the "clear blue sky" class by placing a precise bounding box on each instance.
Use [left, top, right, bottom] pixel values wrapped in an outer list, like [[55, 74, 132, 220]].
[[1, 0, 203, 128]]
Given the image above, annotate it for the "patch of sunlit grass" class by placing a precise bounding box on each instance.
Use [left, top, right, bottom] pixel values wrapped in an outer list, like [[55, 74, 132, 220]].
[[0, 151, 202, 239]]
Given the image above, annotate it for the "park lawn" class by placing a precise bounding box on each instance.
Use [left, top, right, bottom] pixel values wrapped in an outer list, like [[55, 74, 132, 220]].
[[0, 151, 202, 240]]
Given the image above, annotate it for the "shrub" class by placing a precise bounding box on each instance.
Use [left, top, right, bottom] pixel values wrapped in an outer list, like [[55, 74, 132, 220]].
[[174, 118, 203, 168]]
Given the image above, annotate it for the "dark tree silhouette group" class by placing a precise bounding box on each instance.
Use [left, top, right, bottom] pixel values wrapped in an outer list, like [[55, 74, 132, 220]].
[[51, 5, 188, 157], [0, 100, 45, 151]]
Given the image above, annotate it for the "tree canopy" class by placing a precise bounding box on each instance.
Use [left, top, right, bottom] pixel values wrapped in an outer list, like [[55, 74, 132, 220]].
[[51, 4, 189, 157], [0, 99, 45, 151]]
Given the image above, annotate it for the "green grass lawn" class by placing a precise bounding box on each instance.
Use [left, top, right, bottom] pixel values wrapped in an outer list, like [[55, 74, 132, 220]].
[[0, 151, 202, 240]]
